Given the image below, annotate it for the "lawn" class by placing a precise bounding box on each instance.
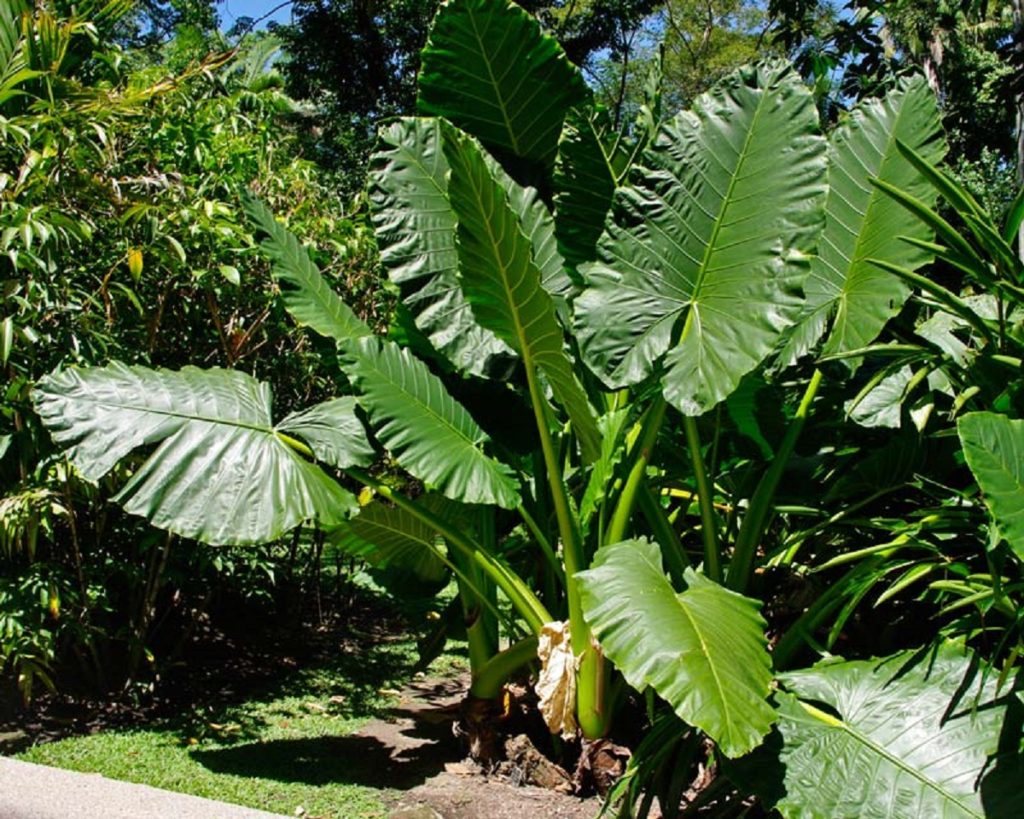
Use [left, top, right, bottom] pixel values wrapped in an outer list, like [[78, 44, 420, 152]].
[[16, 583, 467, 819]]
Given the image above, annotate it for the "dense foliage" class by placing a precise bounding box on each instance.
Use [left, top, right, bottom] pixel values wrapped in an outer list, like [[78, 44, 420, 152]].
[[0, 0, 381, 705], [6, 0, 1024, 816]]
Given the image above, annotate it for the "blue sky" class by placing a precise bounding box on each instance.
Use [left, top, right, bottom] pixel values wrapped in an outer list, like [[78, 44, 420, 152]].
[[218, 0, 295, 30]]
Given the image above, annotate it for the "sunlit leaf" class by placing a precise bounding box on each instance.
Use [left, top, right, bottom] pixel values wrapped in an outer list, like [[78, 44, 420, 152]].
[[576, 63, 826, 415], [775, 643, 1022, 818], [417, 0, 589, 169], [578, 539, 775, 757], [33, 364, 363, 544], [783, 76, 945, 364], [958, 411, 1024, 560], [342, 336, 521, 508]]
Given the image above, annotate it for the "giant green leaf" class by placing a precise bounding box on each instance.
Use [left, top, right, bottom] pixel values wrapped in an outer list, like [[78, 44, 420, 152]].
[[958, 411, 1024, 560], [242, 193, 370, 344], [32, 364, 364, 545], [577, 539, 776, 757], [341, 336, 520, 508], [417, 0, 589, 169], [775, 643, 1022, 818], [368, 117, 509, 376], [442, 126, 600, 462], [575, 63, 826, 416], [492, 149, 573, 302], [368, 117, 571, 375], [784, 76, 946, 364]]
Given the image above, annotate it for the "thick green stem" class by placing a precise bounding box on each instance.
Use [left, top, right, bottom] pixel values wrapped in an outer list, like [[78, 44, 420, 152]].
[[278, 432, 315, 458], [451, 517, 497, 676], [522, 365, 609, 738], [457, 575, 497, 674], [728, 368, 823, 593], [606, 396, 667, 545], [637, 483, 689, 588], [575, 640, 612, 738], [478, 508, 500, 652], [470, 635, 539, 699], [524, 366, 584, 604], [344, 468, 550, 632], [683, 416, 721, 583]]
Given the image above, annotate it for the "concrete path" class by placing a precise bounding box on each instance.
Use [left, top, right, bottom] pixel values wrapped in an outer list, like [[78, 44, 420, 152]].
[[0, 757, 287, 818]]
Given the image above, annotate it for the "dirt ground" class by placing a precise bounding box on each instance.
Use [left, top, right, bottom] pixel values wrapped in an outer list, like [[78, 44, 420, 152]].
[[353, 674, 606, 819]]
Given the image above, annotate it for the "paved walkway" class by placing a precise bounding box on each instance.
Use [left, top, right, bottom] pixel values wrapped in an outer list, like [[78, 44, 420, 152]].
[[0, 757, 286, 818]]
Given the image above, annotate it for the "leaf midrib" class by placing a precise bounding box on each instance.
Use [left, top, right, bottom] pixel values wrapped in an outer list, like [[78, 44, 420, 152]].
[[466, 3, 520, 156], [264, 230, 367, 340], [464, 149, 537, 368], [354, 342, 485, 449], [798, 700, 983, 818], [62, 397, 276, 436], [350, 513, 438, 552], [830, 93, 913, 340], [679, 76, 770, 346], [677, 591, 734, 742]]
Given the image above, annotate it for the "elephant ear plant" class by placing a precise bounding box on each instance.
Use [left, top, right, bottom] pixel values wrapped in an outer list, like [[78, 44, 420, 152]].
[[30, 0, 1023, 814]]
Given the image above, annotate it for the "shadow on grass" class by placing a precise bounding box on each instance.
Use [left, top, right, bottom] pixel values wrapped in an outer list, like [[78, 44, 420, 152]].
[[168, 602, 469, 747], [191, 660, 466, 792], [191, 730, 454, 790]]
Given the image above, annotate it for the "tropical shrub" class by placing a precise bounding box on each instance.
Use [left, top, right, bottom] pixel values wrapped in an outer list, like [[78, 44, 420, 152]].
[[27, 0, 1024, 815], [0, 0, 380, 697]]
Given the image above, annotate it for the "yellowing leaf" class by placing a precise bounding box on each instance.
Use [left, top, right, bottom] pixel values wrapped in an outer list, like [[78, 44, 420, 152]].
[[127, 247, 143, 281]]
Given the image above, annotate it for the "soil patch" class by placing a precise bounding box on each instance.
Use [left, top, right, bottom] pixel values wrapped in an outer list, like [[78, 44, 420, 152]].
[[356, 674, 604, 819]]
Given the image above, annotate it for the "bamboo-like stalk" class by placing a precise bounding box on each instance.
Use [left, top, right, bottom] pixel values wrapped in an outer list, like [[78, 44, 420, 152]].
[[522, 364, 611, 738]]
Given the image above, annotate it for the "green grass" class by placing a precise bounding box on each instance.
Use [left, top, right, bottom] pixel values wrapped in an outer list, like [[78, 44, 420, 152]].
[[16, 583, 468, 818]]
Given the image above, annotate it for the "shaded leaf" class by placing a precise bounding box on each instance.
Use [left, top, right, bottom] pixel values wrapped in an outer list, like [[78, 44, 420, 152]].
[[725, 375, 773, 459], [552, 106, 618, 272], [331, 497, 449, 584], [579, 409, 631, 536], [341, 336, 520, 508]]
